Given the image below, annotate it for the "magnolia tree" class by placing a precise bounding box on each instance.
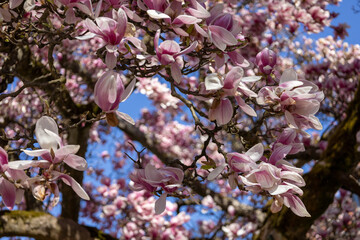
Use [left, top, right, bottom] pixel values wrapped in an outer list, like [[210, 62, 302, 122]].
[[0, 0, 359, 239]]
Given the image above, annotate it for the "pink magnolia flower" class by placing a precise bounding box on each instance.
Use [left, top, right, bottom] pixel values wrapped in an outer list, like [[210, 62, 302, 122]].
[[94, 70, 124, 113], [205, 67, 261, 125], [22, 116, 88, 171], [154, 30, 198, 84], [207, 143, 264, 189], [206, 5, 240, 51], [256, 48, 277, 75], [208, 98, 233, 126], [81, 9, 128, 68], [228, 143, 263, 173], [129, 169, 157, 192], [5, 117, 89, 202], [94, 70, 135, 125], [240, 162, 282, 194], [272, 128, 305, 155], [257, 69, 324, 130], [85, 8, 127, 46], [130, 163, 184, 214]]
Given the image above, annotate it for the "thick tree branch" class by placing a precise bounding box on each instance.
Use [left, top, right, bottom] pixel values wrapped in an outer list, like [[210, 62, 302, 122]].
[[257, 83, 360, 240], [0, 210, 117, 240]]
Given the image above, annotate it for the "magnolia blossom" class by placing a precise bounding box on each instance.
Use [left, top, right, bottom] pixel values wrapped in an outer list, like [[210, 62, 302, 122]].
[[239, 144, 310, 217], [257, 69, 324, 130], [154, 30, 198, 84], [206, 5, 241, 51], [21, 116, 88, 171], [94, 70, 135, 125], [130, 163, 184, 214], [272, 128, 305, 155], [207, 140, 309, 217], [205, 67, 261, 125], [256, 48, 277, 75], [81, 8, 128, 68], [10, 116, 90, 202]]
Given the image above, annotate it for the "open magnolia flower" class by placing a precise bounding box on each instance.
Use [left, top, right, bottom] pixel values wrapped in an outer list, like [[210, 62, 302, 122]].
[[130, 162, 184, 214], [21, 116, 87, 171], [257, 69, 324, 130], [7, 116, 90, 202], [205, 67, 261, 125], [154, 29, 198, 84], [207, 141, 310, 217]]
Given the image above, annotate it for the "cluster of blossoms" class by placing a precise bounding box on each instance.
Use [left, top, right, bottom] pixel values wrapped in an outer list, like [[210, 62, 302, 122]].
[[0, 116, 89, 209], [205, 65, 325, 217], [208, 130, 310, 217]]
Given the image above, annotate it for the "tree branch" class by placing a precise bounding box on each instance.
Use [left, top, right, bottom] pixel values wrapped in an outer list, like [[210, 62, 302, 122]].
[[0, 210, 117, 240]]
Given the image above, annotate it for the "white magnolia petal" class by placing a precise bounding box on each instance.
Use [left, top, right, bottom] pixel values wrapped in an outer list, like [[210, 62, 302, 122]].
[[245, 143, 264, 162], [116, 111, 135, 125], [147, 10, 171, 19], [8, 160, 50, 170], [75, 32, 97, 40], [36, 116, 60, 150], [241, 76, 262, 82], [207, 164, 226, 181], [205, 73, 223, 91], [121, 78, 136, 102], [22, 149, 49, 157]]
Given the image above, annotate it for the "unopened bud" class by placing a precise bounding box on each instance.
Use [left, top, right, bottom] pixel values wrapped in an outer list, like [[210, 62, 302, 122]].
[[255, 48, 277, 75]]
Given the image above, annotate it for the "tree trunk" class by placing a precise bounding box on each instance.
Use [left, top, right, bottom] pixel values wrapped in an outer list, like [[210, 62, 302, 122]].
[[60, 125, 91, 222]]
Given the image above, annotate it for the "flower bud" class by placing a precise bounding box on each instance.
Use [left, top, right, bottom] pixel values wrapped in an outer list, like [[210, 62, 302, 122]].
[[94, 71, 124, 112], [255, 48, 277, 75]]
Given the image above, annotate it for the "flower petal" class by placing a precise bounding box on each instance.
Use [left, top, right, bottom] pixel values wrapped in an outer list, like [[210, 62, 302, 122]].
[[63, 155, 88, 171], [205, 73, 223, 91], [0, 178, 16, 209], [155, 193, 167, 214], [207, 163, 226, 181]]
